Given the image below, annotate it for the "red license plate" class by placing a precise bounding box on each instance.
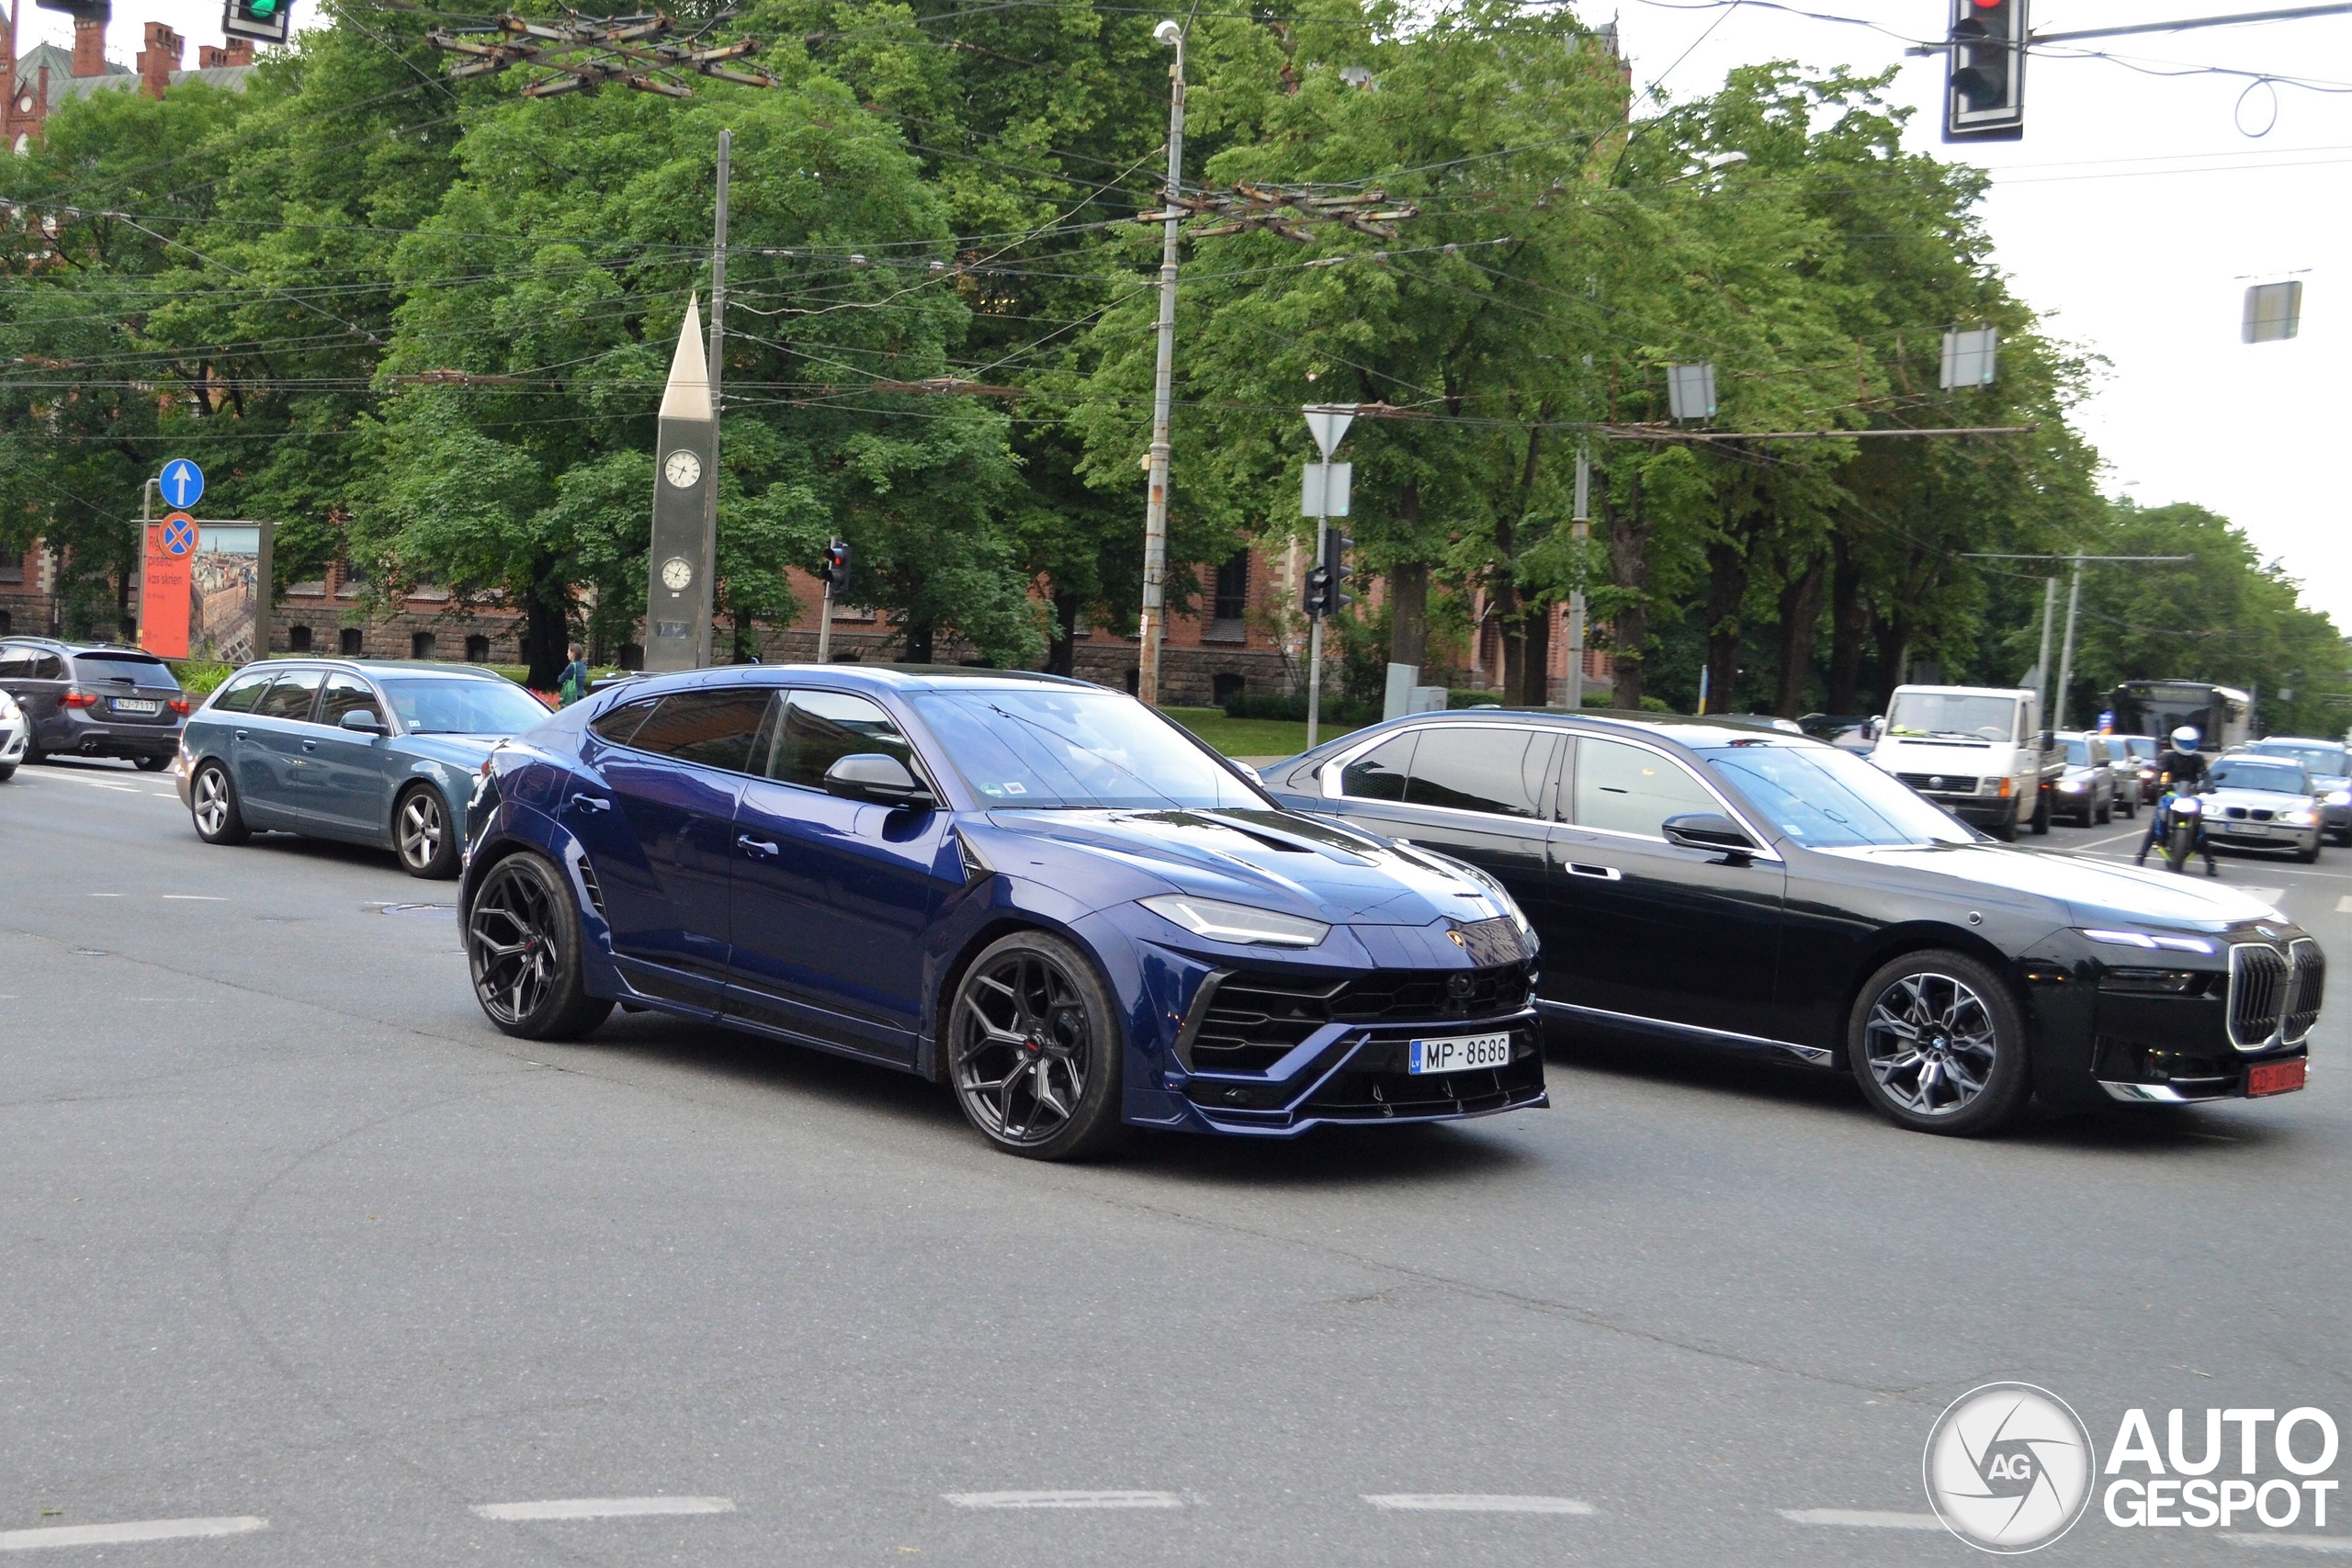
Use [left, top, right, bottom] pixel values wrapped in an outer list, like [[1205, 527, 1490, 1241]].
[[2248, 1059, 2307, 1097]]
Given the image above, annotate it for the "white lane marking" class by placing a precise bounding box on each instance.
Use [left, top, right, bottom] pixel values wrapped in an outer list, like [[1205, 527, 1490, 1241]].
[[943, 1492, 1182, 1511], [2336, 896, 2352, 915], [85, 894, 122, 898], [2228, 1539, 2352, 1553], [471, 1497, 734, 1522], [159, 895, 226, 902], [41, 775, 139, 793], [0, 1516, 267, 1551], [1363, 1495, 1596, 1515], [1779, 1508, 1943, 1529]]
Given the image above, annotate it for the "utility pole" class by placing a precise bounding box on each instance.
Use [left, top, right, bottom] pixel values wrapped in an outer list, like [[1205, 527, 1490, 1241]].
[[706, 127, 729, 666], [2034, 575, 2057, 715], [1966, 551, 2197, 730], [2053, 553, 2084, 731], [1566, 441, 1590, 711], [1136, 17, 1185, 708]]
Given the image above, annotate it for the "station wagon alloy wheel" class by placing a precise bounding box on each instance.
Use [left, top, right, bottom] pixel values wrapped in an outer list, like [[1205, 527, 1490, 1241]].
[[1860, 971, 1999, 1119], [949, 932, 1125, 1159], [189, 762, 248, 845], [398, 789, 448, 875]]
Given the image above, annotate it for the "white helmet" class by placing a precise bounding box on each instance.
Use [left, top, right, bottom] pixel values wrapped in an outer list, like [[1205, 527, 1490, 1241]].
[[2171, 726, 2199, 750]]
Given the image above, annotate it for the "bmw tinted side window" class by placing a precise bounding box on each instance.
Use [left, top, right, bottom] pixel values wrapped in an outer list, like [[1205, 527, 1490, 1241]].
[[253, 670, 324, 721], [630, 689, 773, 774], [763, 690, 917, 789], [1572, 737, 1720, 839], [1406, 728, 1556, 818], [32, 653, 63, 680], [1340, 733, 1416, 802], [0, 649, 31, 679], [210, 671, 274, 713], [589, 696, 659, 746]]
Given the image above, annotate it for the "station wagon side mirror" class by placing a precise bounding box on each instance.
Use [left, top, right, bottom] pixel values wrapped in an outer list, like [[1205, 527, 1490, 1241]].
[[1662, 812, 1758, 859], [339, 708, 389, 736], [824, 752, 935, 809]]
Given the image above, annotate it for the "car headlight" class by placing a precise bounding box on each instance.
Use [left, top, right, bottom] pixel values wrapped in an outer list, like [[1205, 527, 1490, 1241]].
[[2060, 780, 2085, 793], [2283, 808, 2317, 827], [2328, 790, 2350, 807], [1139, 895, 1329, 948], [2082, 928, 2215, 954]]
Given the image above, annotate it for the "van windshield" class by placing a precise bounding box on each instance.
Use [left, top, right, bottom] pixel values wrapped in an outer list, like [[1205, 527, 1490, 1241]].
[[1884, 693, 2019, 743]]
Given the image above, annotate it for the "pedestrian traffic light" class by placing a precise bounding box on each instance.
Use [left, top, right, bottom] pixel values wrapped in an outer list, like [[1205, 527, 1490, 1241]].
[[821, 539, 852, 593], [1943, 0, 2026, 142], [222, 0, 292, 46]]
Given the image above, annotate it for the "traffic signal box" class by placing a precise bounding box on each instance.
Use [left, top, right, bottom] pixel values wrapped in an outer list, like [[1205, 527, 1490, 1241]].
[[222, 0, 292, 46], [1945, 0, 2026, 142]]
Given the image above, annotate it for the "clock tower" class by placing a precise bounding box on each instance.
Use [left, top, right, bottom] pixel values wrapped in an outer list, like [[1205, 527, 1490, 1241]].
[[647, 296, 718, 671]]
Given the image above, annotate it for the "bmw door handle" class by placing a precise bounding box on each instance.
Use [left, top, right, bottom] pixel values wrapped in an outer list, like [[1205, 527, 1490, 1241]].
[[233, 729, 249, 740], [301, 739, 318, 751], [568, 794, 610, 813], [737, 835, 780, 859], [1566, 863, 1623, 881]]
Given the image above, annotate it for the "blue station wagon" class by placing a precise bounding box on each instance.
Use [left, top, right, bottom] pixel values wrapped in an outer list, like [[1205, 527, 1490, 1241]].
[[175, 660, 555, 877]]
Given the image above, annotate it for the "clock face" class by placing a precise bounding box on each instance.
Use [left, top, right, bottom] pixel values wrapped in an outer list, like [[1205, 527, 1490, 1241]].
[[660, 556, 694, 592], [663, 449, 703, 489]]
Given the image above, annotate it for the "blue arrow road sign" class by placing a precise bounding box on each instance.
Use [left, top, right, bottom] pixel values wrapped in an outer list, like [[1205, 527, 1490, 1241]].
[[159, 458, 204, 511]]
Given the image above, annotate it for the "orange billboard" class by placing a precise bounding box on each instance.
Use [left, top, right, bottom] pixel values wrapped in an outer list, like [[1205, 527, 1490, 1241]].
[[138, 513, 196, 659]]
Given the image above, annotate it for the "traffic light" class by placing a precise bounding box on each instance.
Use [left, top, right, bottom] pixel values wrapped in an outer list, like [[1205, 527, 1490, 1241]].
[[34, 0, 110, 21], [1303, 564, 1337, 619], [820, 539, 852, 593], [222, 0, 292, 46], [1303, 526, 1356, 619], [1943, 0, 2026, 142]]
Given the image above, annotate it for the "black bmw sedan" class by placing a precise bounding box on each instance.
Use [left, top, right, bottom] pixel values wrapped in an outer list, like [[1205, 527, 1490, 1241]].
[[1263, 711, 2323, 1135], [458, 667, 1546, 1159]]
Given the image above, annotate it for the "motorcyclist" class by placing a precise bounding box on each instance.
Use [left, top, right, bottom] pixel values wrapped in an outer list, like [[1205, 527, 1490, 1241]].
[[2135, 726, 2217, 874]]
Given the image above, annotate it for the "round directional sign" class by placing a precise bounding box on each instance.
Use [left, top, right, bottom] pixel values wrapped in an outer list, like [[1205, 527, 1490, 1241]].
[[161, 513, 197, 557], [159, 457, 205, 511]]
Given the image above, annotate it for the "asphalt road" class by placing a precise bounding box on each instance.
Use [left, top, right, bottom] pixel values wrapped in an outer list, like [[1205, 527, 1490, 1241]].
[[2, 759, 2346, 1565]]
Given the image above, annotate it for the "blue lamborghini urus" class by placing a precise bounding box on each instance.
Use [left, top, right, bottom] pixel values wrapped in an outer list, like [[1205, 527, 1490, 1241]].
[[458, 666, 1546, 1157]]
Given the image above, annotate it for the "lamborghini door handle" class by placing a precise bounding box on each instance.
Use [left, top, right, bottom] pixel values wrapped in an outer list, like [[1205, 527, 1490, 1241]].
[[568, 794, 610, 813], [737, 835, 780, 859]]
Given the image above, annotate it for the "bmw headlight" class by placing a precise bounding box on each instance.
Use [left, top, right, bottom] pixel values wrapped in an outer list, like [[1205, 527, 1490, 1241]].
[[1140, 895, 1329, 948], [2328, 790, 2349, 807], [2082, 928, 2215, 954], [2060, 780, 2085, 793], [2283, 807, 2317, 827]]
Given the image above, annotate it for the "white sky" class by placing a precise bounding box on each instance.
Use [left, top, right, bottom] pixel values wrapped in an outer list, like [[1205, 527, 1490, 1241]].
[[16, 0, 2351, 627]]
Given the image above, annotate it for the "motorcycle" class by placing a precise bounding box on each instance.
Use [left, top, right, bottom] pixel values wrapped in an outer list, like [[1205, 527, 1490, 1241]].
[[2153, 786, 2207, 874]]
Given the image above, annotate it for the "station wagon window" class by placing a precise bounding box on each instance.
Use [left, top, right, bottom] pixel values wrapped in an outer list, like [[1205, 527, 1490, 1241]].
[[1405, 727, 1557, 819], [318, 672, 384, 728], [1340, 732, 1416, 802], [210, 670, 275, 713], [1572, 737, 1720, 839], [31, 652, 63, 680], [380, 677, 549, 736], [627, 689, 772, 773], [763, 690, 919, 790], [253, 669, 324, 721], [0, 647, 33, 679]]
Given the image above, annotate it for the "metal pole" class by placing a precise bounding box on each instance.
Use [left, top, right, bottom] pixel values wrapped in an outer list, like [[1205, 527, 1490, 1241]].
[[1306, 520, 1326, 750], [701, 128, 729, 668], [1137, 23, 1184, 708], [2053, 553, 2083, 731], [816, 576, 833, 665], [1566, 440, 1590, 711], [2034, 575, 2056, 717]]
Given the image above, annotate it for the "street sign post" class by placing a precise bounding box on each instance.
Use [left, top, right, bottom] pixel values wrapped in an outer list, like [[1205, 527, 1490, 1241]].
[[138, 513, 197, 658], [1299, 409, 1360, 749], [159, 458, 205, 512]]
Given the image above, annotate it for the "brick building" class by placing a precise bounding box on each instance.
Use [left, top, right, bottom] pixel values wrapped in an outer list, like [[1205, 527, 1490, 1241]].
[[5, 2, 254, 154]]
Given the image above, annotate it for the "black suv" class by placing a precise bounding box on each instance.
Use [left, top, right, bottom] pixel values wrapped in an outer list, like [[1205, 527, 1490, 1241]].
[[0, 637, 189, 770]]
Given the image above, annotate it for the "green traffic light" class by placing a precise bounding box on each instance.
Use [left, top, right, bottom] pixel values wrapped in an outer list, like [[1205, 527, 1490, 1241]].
[[249, 0, 277, 15]]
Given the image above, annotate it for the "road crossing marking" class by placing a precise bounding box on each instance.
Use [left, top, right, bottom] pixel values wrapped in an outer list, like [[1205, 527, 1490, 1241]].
[[0, 1516, 266, 1551], [470, 1497, 734, 1521], [1779, 1508, 1943, 1529], [160, 895, 226, 901], [1363, 1495, 1595, 1515], [2336, 896, 2352, 915], [943, 1492, 1182, 1510]]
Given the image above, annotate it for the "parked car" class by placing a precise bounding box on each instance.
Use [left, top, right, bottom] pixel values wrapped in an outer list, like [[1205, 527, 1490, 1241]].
[[0, 687, 25, 781], [175, 660, 555, 878], [0, 637, 188, 770], [1261, 710, 2321, 1134], [2052, 731, 2118, 826], [2243, 737, 2351, 844], [2111, 734, 2161, 803], [2198, 752, 2324, 864], [458, 667, 1549, 1159]]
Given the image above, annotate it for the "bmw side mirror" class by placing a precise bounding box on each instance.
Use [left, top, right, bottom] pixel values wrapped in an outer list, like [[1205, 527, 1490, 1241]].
[[1662, 812, 1758, 859], [824, 752, 934, 809], [339, 709, 388, 736]]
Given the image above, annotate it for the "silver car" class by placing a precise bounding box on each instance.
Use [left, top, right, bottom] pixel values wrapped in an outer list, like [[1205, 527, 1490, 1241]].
[[0, 687, 25, 780], [2200, 752, 2324, 864], [2245, 737, 2351, 845]]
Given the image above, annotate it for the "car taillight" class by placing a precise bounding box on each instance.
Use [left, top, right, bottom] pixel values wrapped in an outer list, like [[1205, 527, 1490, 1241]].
[[59, 690, 96, 708], [167, 698, 190, 715]]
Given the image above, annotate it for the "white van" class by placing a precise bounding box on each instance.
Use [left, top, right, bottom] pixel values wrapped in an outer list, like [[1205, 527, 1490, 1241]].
[[1868, 684, 2063, 840]]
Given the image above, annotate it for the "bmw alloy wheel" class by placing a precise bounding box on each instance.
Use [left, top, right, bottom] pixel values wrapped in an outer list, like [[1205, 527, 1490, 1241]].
[[1860, 971, 1998, 1118]]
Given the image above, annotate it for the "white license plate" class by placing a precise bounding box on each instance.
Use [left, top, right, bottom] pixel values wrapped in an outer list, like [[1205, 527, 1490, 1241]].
[[111, 698, 161, 714], [1408, 1032, 1513, 1075]]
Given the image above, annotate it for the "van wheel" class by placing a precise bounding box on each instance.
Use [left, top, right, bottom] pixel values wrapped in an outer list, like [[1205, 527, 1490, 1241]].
[[1848, 951, 2031, 1136]]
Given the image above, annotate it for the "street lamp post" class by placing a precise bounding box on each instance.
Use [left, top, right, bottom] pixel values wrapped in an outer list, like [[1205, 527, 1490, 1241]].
[[1136, 17, 1185, 708]]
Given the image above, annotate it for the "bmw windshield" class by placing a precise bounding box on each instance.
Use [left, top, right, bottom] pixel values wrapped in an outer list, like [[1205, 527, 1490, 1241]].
[[1697, 742, 1977, 849], [381, 677, 551, 736], [2207, 759, 2311, 795], [911, 687, 1265, 810]]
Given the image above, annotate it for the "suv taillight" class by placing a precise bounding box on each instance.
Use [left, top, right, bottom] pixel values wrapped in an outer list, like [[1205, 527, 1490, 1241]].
[[59, 690, 95, 709], [167, 698, 190, 715]]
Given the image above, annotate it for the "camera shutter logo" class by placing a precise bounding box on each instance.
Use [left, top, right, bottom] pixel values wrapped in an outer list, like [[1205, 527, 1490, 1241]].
[[1923, 1382, 2096, 1552]]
